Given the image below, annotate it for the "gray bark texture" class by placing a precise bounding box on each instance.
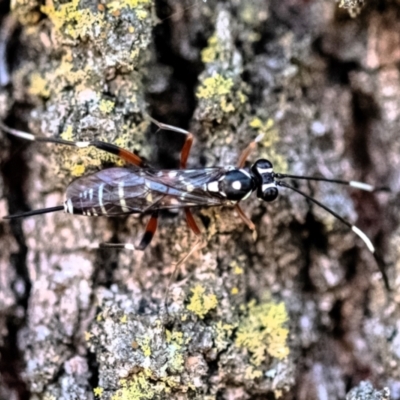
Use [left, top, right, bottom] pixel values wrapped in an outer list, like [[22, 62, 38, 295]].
[[0, 0, 399, 399]]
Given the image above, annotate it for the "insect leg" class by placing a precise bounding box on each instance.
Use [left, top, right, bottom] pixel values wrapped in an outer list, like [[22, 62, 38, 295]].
[[185, 209, 201, 235], [136, 211, 159, 251], [235, 204, 256, 231], [148, 116, 194, 168], [0, 122, 146, 167], [237, 133, 264, 168]]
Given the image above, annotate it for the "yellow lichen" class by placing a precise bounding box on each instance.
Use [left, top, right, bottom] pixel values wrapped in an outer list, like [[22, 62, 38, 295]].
[[231, 287, 239, 295], [120, 314, 128, 323], [186, 285, 218, 319], [106, 0, 151, 13], [60, 125, 74, 141], [135, 9, 148, 20], [244, 366, 263, 380], [201, 35, 219, 63], [41, 0, 105, 40], [99, 99, 115, 114], [165, 330, 185, 372], [71, 164, 86, 177], [139, 336, 152, 357], [230, 261, 244, 275], [235, 298, 289, 366], [112, 374, 155, 400], [220, 96, 235, 113], [28, 73, 50, 98], [84, 331, 93, 341], [93, 387, 104, 397], [197, 74, 234, 99], [214, 321, 234, 351], [249, 117, 288, 173]]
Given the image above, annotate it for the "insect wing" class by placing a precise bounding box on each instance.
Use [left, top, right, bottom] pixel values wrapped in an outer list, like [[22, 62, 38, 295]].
[[144, 168, 227, 210], [65, 167, 228, 216], [66, 168, 162, 216]]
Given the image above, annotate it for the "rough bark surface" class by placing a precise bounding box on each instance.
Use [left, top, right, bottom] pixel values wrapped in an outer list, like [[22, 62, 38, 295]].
[[0, 0, 399, 399]]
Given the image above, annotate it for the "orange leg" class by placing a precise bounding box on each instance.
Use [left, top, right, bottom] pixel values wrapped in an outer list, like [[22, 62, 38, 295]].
[[91, 141, 146, 167], [148, 116, 194, 168], [185, 209, 201, 236], [235, 204, 255, 231], [137, 212, 159, 250], [0, 121, 147, 167]]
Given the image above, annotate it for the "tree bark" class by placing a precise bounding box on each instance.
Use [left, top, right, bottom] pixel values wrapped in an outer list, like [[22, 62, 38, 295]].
[[0, 0, 399, 399]]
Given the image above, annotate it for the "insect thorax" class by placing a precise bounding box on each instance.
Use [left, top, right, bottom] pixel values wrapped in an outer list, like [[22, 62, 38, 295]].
[[208, 168, 256, 201]]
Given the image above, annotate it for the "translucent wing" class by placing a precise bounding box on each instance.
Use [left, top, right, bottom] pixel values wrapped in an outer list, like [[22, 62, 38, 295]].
[[65, 167, 228, 216]]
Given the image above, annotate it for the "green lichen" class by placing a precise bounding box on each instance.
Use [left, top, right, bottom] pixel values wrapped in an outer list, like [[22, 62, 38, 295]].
[[186, 285, 218, 319], [235, 298, 290, 366]]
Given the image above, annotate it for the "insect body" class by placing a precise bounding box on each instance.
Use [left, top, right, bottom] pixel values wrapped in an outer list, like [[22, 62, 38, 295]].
[[0, 116, 387, 257], [64, 166, 255, 218]]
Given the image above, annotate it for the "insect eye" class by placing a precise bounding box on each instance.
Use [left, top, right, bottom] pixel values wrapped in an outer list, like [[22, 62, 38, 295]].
[[262, 187, 278, 202]]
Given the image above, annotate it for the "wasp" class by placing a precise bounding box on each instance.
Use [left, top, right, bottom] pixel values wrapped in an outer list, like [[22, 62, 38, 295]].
[[1, 117, 386, 258]]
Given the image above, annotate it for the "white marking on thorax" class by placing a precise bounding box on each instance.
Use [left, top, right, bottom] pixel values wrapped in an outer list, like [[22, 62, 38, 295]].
[[98, 183, 107, 214], [242, 190, 253, 200], [168, 171, 178, 178], [89, 188, 93, 200], [232, 180, 242, 190], [262, 183, 276, 191], [186, 183, 194, 192], [118, 181, 129, 212], [66, 199, 74, 214], [257, 167, 273, 174], [207, 181, 219, 192], [239, 169, 251, 179]]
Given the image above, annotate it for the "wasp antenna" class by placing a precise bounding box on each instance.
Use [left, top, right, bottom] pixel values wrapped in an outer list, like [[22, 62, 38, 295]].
[[277, 180, 375, 253], [275, 173, 390, 193], [0, 121, 36, 141], [3, 206, 64, 219], [0, 120, 72, 145], [351, 226, 375, 253], [99, 243, 136, 251]]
